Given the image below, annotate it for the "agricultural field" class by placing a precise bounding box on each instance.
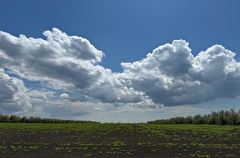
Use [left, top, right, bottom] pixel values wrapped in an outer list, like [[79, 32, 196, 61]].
[[0, 123, 240, 157]]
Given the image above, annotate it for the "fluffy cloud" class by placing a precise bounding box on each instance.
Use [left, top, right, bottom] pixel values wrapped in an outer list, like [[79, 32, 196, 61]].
[[0, 28, 146, 105], [86, 72, 145, 103], [0, 28, 104, 91], [1, 28, 240, 118], [0, 68, 32, 113], [59, 93, 86, 102], [121, 40, 240, 105]]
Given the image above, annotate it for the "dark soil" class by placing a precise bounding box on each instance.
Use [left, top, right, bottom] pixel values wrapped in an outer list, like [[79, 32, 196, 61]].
[[1, 124, 240, 157]]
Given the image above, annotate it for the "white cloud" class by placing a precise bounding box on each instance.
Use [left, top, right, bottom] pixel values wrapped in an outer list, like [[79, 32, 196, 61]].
[[60, 93, 71, 100], [59, 93, 86, 102], [120, 40, 240, 106], [27, 89, 55, 102], [43, 28, 104, 63], [0, 68, 32, 113], [0, 28, 104, 91], [86, 72, 145, 103], [1, 28, 240, 121]]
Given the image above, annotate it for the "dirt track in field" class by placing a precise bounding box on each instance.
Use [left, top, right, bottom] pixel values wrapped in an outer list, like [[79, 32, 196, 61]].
[[1, 124, 240, 157]]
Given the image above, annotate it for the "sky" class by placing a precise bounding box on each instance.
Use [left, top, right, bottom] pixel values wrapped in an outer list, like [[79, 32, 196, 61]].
[[0, 1, 240, 123]]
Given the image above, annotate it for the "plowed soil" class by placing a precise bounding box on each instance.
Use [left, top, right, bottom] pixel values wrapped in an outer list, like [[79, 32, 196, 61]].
[[1, 124, 240, 157]]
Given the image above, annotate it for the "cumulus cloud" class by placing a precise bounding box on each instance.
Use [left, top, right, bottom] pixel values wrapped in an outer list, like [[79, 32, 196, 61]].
[[0, 28, 104, 90], [59, 93, 86, 102], [86, 72, 145, 103], [1, 28, 240, 119], [121, 40, 240, 106], [0, 68, 32, 112]]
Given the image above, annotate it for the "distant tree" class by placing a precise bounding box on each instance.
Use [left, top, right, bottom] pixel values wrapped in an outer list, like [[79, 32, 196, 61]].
[[27, 116, 36, 123], [10, 115, 21, 123], [217, 110, 226, 125], [229, 108, 238, 125], [21, 116, 27, 123], [2, 115, 10, 122], [208, 111, 218, 125], [0, 113, 99, 124], [148, 108, 240, 126], [0, 114, 3, 122], [193, 114, 204, 124], [184, 116, 193, 124]]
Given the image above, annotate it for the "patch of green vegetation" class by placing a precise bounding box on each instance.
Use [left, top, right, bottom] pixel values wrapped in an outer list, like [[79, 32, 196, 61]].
[[225, 154, 236, 157], [1, 123, 240, 157], [29, 145, 39, 150], [112, 140, 126, 147], [85, 153, 92, 157], [164, 142, 177, 148]]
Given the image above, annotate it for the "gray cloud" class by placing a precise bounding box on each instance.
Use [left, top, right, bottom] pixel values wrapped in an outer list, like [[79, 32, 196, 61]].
[[60, 93, 87, 102], [0, 28, 104, 91], [1, 28, 240, 114], [0, 68, 32, 112], [121, 40, 240, 106], [86, 72, 144, 104]]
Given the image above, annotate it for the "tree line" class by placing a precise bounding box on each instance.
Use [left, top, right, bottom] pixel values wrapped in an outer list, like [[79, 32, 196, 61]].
[[0, 114, 99, 123], [148, 108, 240, 125]]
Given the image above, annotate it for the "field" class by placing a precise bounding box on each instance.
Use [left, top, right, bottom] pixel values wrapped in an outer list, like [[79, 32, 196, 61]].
[[0, 123, 240, 157]]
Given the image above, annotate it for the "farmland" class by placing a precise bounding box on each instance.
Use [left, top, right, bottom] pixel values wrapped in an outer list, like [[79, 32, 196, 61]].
[[1, 123, 240, 157]]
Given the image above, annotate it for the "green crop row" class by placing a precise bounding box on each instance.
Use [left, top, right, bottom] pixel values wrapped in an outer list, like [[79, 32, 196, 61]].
[[1, 123, 240, 157]]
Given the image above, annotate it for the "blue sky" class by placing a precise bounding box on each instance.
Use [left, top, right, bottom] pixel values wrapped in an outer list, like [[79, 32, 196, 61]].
[[0, 1, 240, 122]]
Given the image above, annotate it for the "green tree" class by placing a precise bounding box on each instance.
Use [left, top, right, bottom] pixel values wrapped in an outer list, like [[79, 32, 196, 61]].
[[2, 115, 10, 122], [10, 115, 21, 123]]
